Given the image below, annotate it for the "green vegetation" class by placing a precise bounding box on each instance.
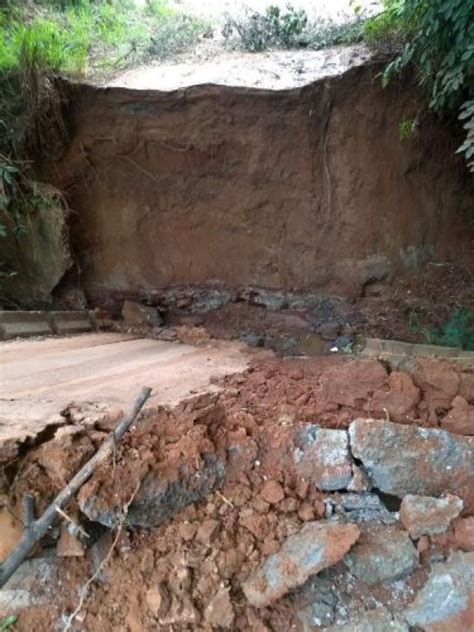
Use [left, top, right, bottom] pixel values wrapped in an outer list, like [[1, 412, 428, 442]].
[[0, 1, 208, 76], [0, 615, 17, 630], [0, 0, 209, 277], [223, 5, 365, 53], [409, 308, 474, 350], [364, 0, 474, 171]]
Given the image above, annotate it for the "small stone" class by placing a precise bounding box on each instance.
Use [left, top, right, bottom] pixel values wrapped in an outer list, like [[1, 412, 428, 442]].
[[140, 549, 155, 575], [57, 527, 85, 557], [454, 517, 474, 551], [297, 503, 315, 522], [400, 494, 463, 539], [242, 521, 360, 608], [260, 481, 285, 504], [349, 419, 474, 510], [294, 426, 352, 491], [405, 551, 474, 629], [145, 587, 163, 616], [204, 587, 235, 629], [122, 300, 163, 327], [417, 535, 430, 555], [347, 465, 371, 492], [296, 479, 310, 499], [314, 499, 326, 518], [179, 522, 197, 542], [344, 524, 418, 585], [196, 519, 219, 546], [318, 322, 341, 341]]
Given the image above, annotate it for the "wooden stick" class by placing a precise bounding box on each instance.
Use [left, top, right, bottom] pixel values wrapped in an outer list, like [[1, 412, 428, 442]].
[[0, 386, 152, 587], [23, 494, 35, 529]]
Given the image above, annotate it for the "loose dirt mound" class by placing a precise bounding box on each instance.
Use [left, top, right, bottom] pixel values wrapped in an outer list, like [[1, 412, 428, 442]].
[[2, 354, 473, 630]]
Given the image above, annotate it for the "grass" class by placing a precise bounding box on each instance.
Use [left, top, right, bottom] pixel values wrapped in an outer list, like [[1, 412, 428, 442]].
[[0, 0, 209, 78]]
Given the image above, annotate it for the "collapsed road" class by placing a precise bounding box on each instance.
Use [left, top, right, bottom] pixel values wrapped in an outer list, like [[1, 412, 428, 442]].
[[0, 316, 473, 630]]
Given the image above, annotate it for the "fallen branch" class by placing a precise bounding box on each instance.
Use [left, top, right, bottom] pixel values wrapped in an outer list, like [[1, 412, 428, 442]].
[[0, 386, 152, 588]]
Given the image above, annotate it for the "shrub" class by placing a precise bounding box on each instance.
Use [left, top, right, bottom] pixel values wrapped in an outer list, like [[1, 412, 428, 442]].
[[365, 0, 474, 171], [146, 13, 209, 60], [223, 5, 308, 52], [427, 308, 474, 350]]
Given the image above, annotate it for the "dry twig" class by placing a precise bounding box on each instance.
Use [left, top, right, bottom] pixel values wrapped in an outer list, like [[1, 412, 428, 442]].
[[0, 387, 151, 587]]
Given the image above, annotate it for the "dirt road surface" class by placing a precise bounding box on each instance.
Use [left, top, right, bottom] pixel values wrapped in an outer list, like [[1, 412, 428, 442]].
[[0, 332, 249, 452]]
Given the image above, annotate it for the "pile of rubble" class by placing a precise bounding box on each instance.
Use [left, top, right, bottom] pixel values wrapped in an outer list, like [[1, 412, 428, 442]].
[[0, 355, 473, 630]]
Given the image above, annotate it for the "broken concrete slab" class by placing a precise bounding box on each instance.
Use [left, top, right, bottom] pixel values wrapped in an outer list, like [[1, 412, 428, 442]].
[[0, 310, 52, 340], [294, 426, 353, 491], [49, 310, 94, 335], [122, 300, 163, 327], [242, 521, 360, 608], [361, 338, 474, 370], [349, 419, 474, 509], [405, 551, 474, 630], [0, 333, 249, 464], [343, 524, 418, 585], [400, 494, 463, 539]]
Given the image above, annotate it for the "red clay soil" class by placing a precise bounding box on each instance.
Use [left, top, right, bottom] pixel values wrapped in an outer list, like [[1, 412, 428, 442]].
[[3, 354, 474, 631]]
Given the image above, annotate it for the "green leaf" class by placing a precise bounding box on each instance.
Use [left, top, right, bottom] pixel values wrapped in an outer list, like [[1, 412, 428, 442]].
[[0, 615, 18, 630]]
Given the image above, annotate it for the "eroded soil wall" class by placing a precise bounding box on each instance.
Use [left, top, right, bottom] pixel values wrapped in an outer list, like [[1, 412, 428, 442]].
[[48, 63, 473, 307]]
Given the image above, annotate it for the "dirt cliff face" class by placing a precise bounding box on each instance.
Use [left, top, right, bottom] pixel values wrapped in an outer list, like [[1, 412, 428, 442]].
[[48, 62, 473, 307]]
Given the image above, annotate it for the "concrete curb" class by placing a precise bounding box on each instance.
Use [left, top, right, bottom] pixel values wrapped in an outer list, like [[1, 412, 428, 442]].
[[361, 338, 474, 369], [0, 310, 102, 340]]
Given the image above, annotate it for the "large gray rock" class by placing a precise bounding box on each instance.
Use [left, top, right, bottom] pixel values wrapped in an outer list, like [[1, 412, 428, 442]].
[[294, 426, 353, 491], [344, 524, 418, 585], [122, 300, 163, 327], [400, 494, 463, 539], [0, 557, 58, 614], [243, 521, 360, 608], [349, 419, 474, 509], [405, 551, 474, 628]]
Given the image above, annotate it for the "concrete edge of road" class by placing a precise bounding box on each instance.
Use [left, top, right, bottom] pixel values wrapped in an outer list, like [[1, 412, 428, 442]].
[[0, 310, 113, 340], [361, 337, 474, 369]]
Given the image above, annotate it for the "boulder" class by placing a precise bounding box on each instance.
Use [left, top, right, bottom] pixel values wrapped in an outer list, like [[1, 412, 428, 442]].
[[349, 419, 474, 509], [242, 521, 360, 608], [400, 494, 463, 539], [343, 524, 418, 585], [294, 426, 352, 491], [405, 551, 474, 630], [122, 300, 163, 327]]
